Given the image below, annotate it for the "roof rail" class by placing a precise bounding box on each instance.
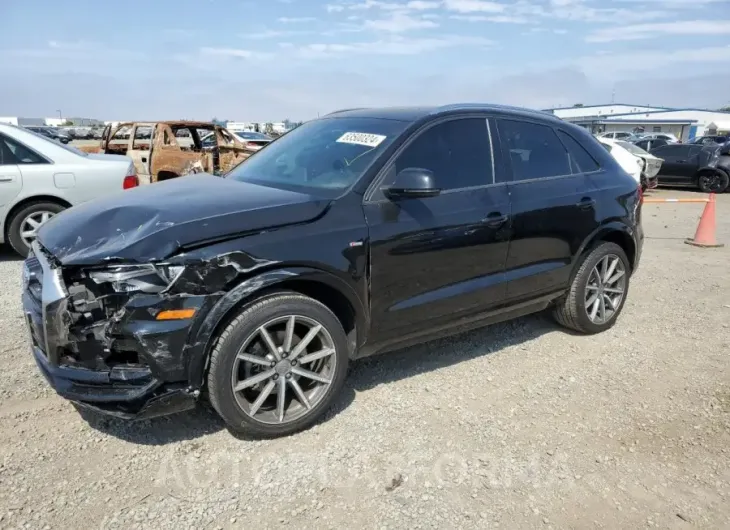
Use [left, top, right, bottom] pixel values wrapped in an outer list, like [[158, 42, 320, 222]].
[[433, 103, 555, 117], [324, 107, 369, 116]]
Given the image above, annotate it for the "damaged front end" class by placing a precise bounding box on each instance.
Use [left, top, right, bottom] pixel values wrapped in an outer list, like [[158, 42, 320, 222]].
[[22, 242, 207, 420]]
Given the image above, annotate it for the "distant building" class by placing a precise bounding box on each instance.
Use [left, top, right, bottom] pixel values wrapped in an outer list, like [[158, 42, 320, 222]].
[[543, 104, 730, 141]]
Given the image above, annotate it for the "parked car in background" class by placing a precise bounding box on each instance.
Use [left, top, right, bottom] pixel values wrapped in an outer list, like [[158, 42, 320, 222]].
[[598, 131, 635, 141], [640, 132, 680, 144], [233, 131, 274, 151], [78, 121, 256, 183], [633, 137, 668, 152], [0, 123, 139, 256], [22, 104, 643, 437], [24, 126, 71, 144], [613, 140, 663, 190], [597, 137, 642, 185], [691, 135, 728, 146], [649, 143, 729, 193]]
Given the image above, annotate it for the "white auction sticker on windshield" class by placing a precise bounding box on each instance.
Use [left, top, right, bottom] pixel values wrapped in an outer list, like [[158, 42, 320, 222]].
[[336, 132, 387, 148]]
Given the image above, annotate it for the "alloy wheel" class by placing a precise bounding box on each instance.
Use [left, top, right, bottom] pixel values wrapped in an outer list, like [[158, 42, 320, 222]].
[[584, 254, 627, 325], [20, 211, 55, 248], [230, 315, 337, 425]]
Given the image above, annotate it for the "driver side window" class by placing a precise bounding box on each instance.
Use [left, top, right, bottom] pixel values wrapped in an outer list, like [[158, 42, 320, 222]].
[[381, 118, 494, 194], [0, 134, 48, 165]]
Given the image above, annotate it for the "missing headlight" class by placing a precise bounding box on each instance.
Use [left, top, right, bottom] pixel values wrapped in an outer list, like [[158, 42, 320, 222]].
[[88, 265, 184, 293]]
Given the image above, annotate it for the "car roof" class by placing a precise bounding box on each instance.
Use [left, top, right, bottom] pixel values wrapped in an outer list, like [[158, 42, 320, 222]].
[[324, 103, 562, 124]]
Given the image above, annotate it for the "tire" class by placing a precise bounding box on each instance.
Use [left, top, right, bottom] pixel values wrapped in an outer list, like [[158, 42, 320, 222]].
[[552, 242, 631, 334], [697, 170, 729, 193], [207, 292, 349, 438], [6, 201, 66, 258]]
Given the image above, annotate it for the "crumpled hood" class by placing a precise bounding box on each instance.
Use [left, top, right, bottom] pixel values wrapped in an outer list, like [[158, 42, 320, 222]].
[[37, 174, 330, 265]]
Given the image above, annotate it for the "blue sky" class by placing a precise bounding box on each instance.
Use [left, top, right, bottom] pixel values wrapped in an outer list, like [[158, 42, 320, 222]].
[[1, 0, 729, 121]]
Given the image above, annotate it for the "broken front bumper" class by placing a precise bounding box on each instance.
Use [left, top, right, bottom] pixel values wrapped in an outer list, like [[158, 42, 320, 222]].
[[21, 242, 199, 420]]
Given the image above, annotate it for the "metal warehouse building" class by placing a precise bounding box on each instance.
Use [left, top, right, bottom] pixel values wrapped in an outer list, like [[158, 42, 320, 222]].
[[543, 104, 730, 141]]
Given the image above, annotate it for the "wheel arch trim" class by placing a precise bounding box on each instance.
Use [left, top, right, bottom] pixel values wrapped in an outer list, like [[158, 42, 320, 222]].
[[183, 266, 368, 387], [573, 222, 637, 274]]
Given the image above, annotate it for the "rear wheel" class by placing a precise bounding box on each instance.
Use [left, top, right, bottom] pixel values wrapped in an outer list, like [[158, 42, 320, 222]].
[[697, 170, 729, 193], [7, 201, 66, 257], [207, 293, 349, 438], [553, 242, 631, 334]]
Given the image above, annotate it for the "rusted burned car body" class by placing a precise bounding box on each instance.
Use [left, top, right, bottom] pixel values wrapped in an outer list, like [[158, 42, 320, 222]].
[[79, 121, 254, 184]]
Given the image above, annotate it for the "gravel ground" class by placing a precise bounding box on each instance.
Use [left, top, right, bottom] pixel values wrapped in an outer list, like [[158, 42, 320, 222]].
[[1, 188, 728, 529]]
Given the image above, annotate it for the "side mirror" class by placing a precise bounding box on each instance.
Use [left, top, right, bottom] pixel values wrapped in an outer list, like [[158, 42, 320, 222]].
[[384, 167, 441, 200]]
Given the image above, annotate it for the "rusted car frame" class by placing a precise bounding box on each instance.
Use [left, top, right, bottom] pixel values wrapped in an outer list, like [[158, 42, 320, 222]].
[[79, 121, 255, 183]]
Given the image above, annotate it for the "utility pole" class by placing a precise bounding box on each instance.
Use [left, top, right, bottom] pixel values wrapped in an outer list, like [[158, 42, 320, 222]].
[[56, 109, 62, 119]]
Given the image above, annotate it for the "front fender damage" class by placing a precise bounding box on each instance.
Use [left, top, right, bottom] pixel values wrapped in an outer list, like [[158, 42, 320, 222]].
[[55, 251, 279, 384]]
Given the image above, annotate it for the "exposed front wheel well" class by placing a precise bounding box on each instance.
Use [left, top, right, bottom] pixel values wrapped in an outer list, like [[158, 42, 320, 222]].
[[205, 279, 359, 368]]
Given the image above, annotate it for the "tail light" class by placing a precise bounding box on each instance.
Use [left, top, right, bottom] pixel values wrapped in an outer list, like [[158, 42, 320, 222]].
[[123, 166, 139, 189]]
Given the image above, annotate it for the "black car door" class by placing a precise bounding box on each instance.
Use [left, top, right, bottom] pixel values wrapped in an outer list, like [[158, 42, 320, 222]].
[[363, 116, 511, 346], [497, 119, 601, 301], [652, 145, 699, 185]]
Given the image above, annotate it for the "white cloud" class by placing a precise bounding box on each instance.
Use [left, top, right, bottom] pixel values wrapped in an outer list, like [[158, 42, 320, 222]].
[[297, 34, 493, 58], [199, 47, 257, 58], [364, 12, 439, 32], [450, 14, 529, 23], [442, 0, 505, 13], [243, 29, 312, 39], [278, 16, 317, 23], [326, 4, 345, 12], [406, 0, 440, 8], [587, 20, 730, 42]]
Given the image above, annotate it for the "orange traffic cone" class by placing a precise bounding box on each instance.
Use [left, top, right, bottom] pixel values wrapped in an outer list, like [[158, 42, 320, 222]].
[[685, 193, 724, 248]]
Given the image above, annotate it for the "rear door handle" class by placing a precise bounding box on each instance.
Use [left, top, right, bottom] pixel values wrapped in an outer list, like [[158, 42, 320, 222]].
[[482, 212, 509, 227], [576, 197, 596, 209], [0, 176, 14, 182]]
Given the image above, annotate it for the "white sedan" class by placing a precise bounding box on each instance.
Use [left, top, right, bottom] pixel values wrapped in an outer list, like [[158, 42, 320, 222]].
[[0, 123, 139, 257], [597, 137, 643, 184]]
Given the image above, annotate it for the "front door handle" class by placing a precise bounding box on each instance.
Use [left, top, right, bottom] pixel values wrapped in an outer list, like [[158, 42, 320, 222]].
[[576, 197, 596, 209], [0, 176, 14, 182], [483, 212, 509, 227]]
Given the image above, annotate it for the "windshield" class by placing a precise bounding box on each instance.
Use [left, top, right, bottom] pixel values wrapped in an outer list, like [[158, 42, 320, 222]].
[[616, 141, 649, 156], [227, 117, 408, 195]]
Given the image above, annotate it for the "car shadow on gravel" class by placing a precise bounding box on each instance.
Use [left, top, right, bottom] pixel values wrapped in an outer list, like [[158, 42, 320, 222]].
[[0, 246, 22, 262], [347, 312, 563, 393], [77, 313, 558, 444]]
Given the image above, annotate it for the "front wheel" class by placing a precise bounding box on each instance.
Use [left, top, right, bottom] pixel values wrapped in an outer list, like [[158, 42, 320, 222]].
[[553, 242, 631, 334], [207, 293, 349, 438]]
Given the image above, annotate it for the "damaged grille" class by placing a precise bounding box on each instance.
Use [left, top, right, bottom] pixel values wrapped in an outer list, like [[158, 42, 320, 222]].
[[24, 255, 43, 304]]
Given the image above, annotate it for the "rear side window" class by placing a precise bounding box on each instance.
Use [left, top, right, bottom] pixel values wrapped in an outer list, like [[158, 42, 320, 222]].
[[394, 118, 493, 190], [0, 134, 48, 165], [498, 119, 571, 181], [557, 130, 600, 174]]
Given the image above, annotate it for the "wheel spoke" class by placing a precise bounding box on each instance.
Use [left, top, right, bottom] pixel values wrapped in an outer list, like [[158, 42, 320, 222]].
[[299, 347, 336, 365], [249, 380, 276, 416], [600, 256, 609, 281], [603, 287, 623, 294], [21, 230, 36, 239], [283, 315, 296, 353], [25, 217, 40, 229], [276, 377, 287, 422], [40, 212, 51, 224], [603, 258, 618, 284], [589, 296, 601, 321], [236, 352, 271, 366], [234, 369, 275, 392], [288, 324, 322, 361], [604, 294, 616, 311], [606, 269, 625, 285], [586, 284, 599, 291], [289, 378, 311, 409], [291, 366, 331, 384], [258, 326, 281, 361], [599, 295, 606, 322], [586, 292, 598, 308]]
